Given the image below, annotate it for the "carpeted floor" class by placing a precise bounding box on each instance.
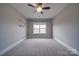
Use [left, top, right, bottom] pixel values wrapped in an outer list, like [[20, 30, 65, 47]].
[[3, 38, 77, 56]]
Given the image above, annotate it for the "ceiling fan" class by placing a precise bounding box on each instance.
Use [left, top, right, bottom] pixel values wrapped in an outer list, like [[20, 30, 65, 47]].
[[28, 3, 50, 14]]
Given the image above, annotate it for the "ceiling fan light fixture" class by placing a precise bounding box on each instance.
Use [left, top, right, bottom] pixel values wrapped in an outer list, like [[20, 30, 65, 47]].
[[36, 6, 42, 12], [28, 3, 50, 14]]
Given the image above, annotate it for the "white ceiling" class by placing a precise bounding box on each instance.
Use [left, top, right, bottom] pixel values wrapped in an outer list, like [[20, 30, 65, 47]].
[[11, 3, 68, 19]]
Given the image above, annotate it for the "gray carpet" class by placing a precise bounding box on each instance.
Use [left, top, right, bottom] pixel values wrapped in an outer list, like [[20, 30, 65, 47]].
[[3, 38, 77, 56]]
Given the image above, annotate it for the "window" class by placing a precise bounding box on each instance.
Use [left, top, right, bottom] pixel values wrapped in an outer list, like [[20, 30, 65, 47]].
[[33, 23, 46, 34]]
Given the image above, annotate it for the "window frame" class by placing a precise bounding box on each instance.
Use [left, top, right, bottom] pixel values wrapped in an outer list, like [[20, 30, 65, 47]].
[[33, 22, 46, 34]]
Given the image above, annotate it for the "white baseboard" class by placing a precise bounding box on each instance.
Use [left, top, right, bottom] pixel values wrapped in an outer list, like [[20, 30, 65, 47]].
[[55, 37, 79, 55], [0, 39, 24, 56]]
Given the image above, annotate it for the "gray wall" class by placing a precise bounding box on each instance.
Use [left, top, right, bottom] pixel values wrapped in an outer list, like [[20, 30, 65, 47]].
[[53, 4, 79, 51], [0, 4, 27, 52], [27, 19, 52, 38]]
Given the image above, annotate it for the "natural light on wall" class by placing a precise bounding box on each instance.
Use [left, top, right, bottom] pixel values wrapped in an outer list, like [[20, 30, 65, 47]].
[[33, 23, 46, 34]]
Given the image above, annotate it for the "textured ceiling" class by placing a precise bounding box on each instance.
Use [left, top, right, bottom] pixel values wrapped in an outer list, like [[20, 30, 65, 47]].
[[11, 3, 68, 19]]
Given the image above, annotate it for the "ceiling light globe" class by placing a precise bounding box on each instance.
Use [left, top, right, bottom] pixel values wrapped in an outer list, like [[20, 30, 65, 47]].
[[37, 7, 42, 12]]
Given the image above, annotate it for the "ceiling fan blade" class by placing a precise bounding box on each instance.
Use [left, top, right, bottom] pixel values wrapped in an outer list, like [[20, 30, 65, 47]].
[[36, 3, 42, 6], [42, 7, 50, 10], [28, 4, 35, 7]]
